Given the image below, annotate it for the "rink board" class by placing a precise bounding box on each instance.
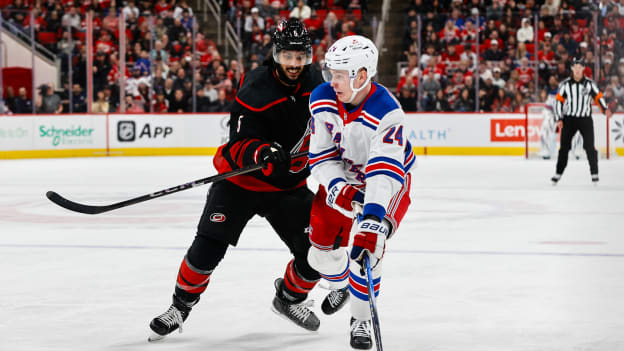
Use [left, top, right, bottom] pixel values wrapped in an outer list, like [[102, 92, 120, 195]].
[[1, 112, 622, 158]]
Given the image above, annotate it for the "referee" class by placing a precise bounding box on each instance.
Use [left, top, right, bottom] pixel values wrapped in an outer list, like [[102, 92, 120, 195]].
[[551, 56, 612, 185]]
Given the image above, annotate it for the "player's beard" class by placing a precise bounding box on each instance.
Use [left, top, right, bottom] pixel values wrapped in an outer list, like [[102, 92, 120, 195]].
[[276, 64, 307, 86]]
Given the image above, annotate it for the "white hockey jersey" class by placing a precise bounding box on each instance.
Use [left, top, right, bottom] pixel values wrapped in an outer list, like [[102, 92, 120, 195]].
[[308, 81, 415, 221]]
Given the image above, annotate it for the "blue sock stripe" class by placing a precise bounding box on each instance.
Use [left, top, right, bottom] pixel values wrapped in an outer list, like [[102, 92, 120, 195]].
[[349, 271, 381, 286]]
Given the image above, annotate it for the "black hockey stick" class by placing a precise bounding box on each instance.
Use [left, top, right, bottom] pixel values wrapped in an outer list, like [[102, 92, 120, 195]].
[[365, 254, 383, 351], [46, 151, 307, 215]]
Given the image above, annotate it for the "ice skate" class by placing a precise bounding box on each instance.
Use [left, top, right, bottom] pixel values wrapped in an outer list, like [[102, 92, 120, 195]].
[[148, 295, 195, 342], [321, 286, 350, 315], [592, 174, 599, 186], [271, 278, 320, 331], [350, 317, 372, 350], [551, 174, 561, 185]]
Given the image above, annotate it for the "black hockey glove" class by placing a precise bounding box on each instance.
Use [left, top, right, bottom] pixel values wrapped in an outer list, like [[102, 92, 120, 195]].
[[258, 142, 291, 177]]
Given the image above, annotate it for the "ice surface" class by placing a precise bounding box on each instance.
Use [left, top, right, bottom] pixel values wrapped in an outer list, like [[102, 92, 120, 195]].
[[1, 156, 623, 351]]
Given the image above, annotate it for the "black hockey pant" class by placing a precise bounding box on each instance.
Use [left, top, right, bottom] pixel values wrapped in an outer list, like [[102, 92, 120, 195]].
[[174, 180, 319, 302], [556, 117, 598, 175]]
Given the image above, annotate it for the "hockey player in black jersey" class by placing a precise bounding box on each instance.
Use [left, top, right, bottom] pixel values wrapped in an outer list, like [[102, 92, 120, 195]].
[[149, 19, 325, 341]]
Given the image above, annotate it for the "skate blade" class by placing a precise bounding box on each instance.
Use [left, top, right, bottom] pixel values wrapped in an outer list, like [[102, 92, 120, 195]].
[[148, 332, 166, 342], [270, 305, 319, 333]]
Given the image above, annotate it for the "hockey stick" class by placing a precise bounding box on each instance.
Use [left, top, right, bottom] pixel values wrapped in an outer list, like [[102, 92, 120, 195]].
[[365, 254, 383, 351], [46, 151, 307, 215]]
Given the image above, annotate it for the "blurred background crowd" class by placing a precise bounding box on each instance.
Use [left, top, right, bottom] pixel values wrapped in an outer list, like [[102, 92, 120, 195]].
[[0, 0, 622, 114]]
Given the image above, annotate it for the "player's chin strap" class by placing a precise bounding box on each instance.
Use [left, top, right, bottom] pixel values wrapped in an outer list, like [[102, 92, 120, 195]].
[[344, 76, 372, 104]]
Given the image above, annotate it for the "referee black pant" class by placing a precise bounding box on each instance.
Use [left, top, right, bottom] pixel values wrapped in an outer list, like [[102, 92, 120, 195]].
[[556, 117, 598, 175]]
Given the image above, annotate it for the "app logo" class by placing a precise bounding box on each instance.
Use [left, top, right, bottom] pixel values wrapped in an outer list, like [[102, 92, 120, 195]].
[[118, 121, 136, 142]]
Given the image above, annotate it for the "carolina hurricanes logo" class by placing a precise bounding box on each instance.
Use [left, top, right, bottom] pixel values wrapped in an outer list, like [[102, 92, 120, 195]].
[[277, 22, 285, 32], [210, 213, 226, 222]]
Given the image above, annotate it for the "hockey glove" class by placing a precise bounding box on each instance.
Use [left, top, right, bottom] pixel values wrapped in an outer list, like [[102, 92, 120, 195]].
[[326, 181, 365, 218], [350, 216, 389, 268], [257, 142, 291, 177]]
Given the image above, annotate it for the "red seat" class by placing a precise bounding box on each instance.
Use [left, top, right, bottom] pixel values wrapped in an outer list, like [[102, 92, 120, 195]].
[[455, 44, 465, 55], [279, 10, 290, 19], [333, 9, 345, 20], [478, 43, 487, 53], [74, 31, 86, 42], [352, 9, 362, 20], [577, 19, 587, 27], [316, 9, 327, 19], [525, 43, 536, 54], [37, 32, 57, 45]]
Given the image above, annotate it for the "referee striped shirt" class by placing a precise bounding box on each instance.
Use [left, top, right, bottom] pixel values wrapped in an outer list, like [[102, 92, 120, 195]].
[[554, 76, 607, 121]]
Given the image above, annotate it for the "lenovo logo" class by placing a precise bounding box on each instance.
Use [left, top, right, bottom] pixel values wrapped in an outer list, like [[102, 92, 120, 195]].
[[490, 119, 541, 142]]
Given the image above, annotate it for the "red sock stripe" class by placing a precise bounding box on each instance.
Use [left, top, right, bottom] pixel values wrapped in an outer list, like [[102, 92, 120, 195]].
[[283, 260, 317, 294], [176, 257, 212, 294]]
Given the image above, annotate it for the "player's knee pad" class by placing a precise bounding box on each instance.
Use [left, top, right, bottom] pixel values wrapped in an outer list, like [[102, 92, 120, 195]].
[[186, 234, 229, 271], [307, 246, 347, 273]]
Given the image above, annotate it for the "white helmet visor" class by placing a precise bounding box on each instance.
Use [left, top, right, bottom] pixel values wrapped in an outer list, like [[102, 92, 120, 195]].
[[321, 64, 351, 84]]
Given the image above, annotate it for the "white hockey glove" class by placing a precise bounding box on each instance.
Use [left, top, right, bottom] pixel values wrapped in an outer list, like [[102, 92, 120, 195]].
[[350, 216, 389, 268], [326, 181, 364, 218]]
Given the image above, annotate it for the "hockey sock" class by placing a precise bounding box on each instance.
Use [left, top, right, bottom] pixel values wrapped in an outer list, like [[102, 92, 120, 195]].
[[280, 259, 319, 303], [174, 255, 213, 302]]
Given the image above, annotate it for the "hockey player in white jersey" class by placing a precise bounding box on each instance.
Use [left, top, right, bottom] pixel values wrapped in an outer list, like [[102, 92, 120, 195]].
[[306, 35, 414, 349], [538, 91, 584, 159], [537, 93, 559, 159]]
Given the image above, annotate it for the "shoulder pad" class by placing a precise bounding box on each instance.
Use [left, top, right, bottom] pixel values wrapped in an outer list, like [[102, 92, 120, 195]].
[[236, 67, 285, 112], [363, 82, 401, 118], [310, 82, 336, 104]]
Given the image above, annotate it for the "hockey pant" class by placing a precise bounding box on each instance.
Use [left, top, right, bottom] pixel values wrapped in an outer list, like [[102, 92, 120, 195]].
[[556, 117, 598, 175], [307, 175, 411, 320], [174, 180, 320, 303]]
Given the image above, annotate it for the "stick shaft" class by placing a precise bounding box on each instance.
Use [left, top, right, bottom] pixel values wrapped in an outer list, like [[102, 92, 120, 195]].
[[46, 151, 307, 215], [365, 255, 383, 351]]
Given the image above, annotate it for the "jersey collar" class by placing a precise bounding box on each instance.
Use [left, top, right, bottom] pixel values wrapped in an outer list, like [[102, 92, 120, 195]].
[[336, 83, 377, 124]]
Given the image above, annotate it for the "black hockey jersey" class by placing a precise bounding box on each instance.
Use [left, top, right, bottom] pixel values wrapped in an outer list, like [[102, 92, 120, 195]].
[[214, 61, 323, 191]]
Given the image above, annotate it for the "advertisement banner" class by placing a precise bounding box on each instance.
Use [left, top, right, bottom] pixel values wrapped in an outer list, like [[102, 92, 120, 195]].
[[0, 117, 33, 151], [35, 115, 106, 149], [1, 113, 621, 158], [1, 115, 107, 152], [404, 113, 525, 147], [107, 113, 228, 150]]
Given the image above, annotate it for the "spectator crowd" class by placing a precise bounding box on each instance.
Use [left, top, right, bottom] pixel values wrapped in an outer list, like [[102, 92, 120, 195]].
[[2, 0, 621, 115], [1, 0, 367, 114], [396, 0, 624, 112]]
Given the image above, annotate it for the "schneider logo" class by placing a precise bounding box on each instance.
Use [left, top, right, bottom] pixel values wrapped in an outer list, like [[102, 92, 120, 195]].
[[39, 125, 94, 146], [118, 121, 136, 142]]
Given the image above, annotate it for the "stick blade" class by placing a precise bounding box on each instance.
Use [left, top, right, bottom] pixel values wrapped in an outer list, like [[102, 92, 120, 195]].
[[46, 191, 108, 215]]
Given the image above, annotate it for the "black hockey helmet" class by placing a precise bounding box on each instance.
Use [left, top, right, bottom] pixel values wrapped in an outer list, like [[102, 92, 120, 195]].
[[272, 19, 313, 65]]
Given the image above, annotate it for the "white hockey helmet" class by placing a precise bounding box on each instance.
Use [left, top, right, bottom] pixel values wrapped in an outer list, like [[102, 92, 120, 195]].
[[323, 35, 378, 103]]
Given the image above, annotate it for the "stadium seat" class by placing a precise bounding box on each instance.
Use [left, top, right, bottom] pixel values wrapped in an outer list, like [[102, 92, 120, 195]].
[[455, 44, 465, 55], [38, 32, 58, 45], [333, 9, 345, 20], [352, 9, 362, 20], [577, 19, 587, 27], [279, 10, 290, 19]]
